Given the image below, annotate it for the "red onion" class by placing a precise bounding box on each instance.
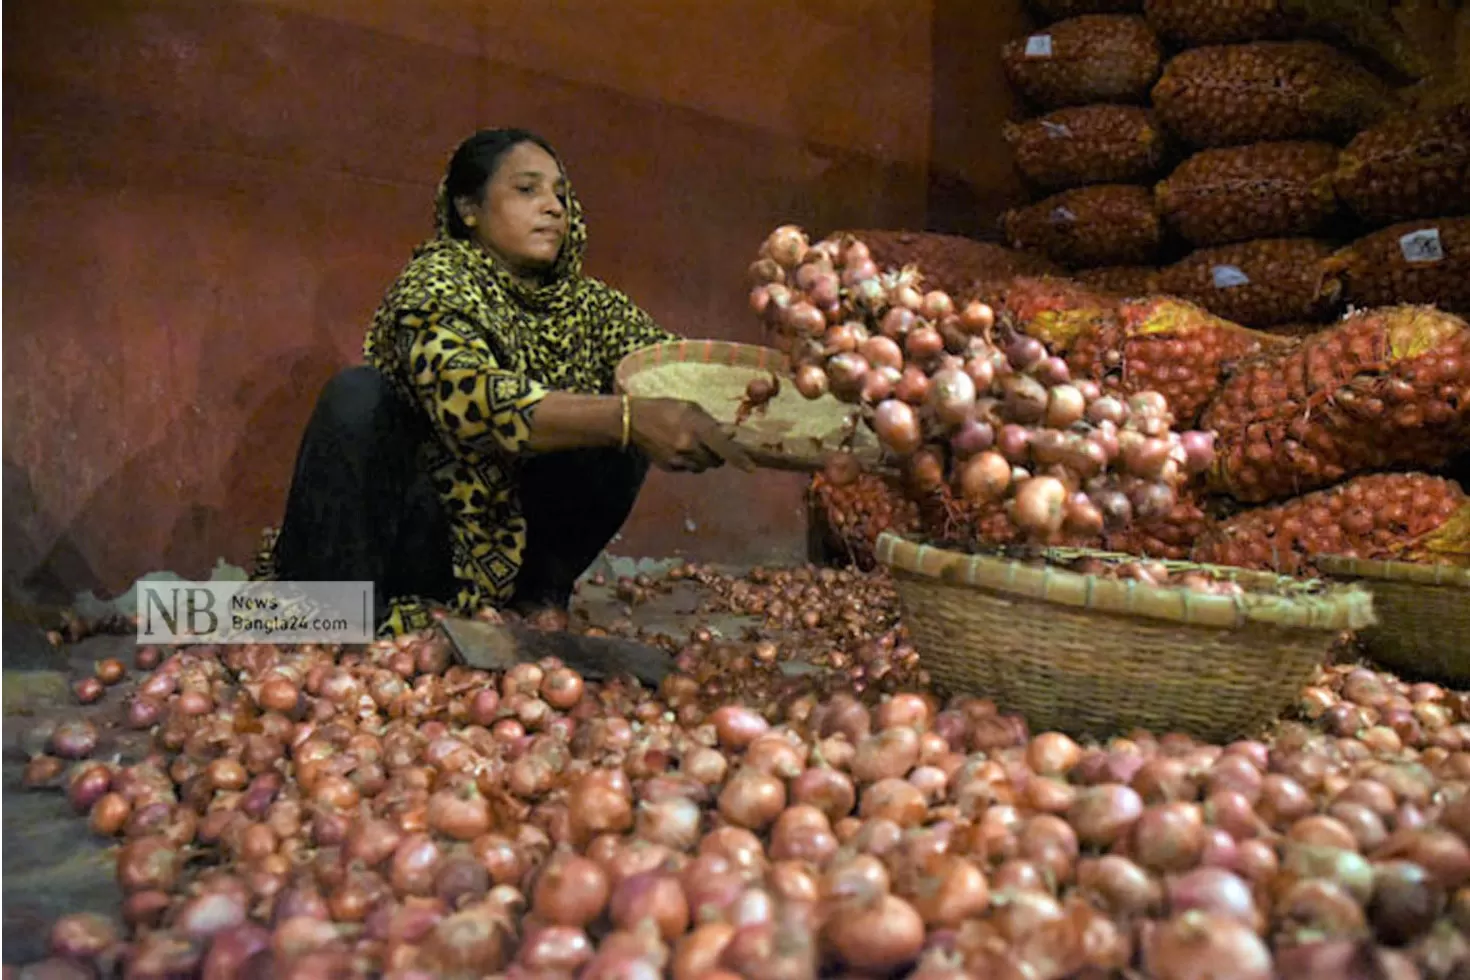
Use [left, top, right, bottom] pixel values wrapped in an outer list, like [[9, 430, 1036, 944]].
[[929, 367, 976, 427], [873, 400, 922, 455]]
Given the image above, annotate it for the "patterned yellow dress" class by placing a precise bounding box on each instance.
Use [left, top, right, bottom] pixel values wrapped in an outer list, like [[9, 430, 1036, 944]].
[[256, 177, 676, 636]]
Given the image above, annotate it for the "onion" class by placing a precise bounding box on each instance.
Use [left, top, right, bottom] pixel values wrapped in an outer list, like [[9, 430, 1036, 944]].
[[73, 677, 104, 704], [1179, 430, 1216, 475], [532, 853, 609, 928], [68, 764, 113, 813], [116, 836, 182, 894], [1375, 828, 1470, 889], [1133, 804, 1205, 873], [1368, 859, 1444, 945], [997, 424, 1032, 464], [1122, 434, 1173, 480], [873, 400, 922, 455], [905, 326, 944, 362], [793, 365, 828, 400], [1063, 492, 1105, 537], [860, 335, 904, 372], [176, 890, 248, 940], [1010, 476, 1067, 538], [710, 706, 768, 749], [1006, 335, 1045, 372], [1034, 356, 1071, 386], [518, 924, 594, 973], [1001, 375, 1048, 424], [826, 352, 869, 401], [824, 894, 925, 972], [950, 419, 995, 457], [1068, 784, 1144, 846], [718, 769, 785, 830], [929, 367, 977, 427], [1093, 488, 1133, 529], [1166, 868, 1260, 930], [48, 912, 120, 964], [608, 871, 690, 941], [894, 365, 932, 405], [50, 720, 99, 759], [763, 225, 808, 267], [963, 356, 995, 393], [1078, 856, 1162, 916], [1044, 384, 1086, 428], [1144, 910, 1272, 980], [1129, 481, 1176, 522], [960, 301, 994, 335]]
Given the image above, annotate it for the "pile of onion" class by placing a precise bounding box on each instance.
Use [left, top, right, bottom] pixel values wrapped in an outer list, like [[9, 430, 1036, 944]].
[[749, 225, 1217, 546], [17, 564, 1470, 979]]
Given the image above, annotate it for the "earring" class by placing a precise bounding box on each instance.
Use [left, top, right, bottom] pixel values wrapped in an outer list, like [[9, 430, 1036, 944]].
[[464, 217, 477, 227]]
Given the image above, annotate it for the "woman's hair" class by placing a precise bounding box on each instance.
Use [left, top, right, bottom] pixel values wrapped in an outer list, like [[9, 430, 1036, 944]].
[[441, 128, 562, 240]]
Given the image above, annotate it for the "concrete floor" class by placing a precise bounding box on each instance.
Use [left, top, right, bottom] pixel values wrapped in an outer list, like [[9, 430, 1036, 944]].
[[0, 556, 786, 966]]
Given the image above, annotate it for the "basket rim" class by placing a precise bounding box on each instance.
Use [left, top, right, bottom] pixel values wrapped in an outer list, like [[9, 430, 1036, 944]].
[[874, 531, 1376, 632], [1316, 553, 1470, 588], [613, 340, 785, 391]]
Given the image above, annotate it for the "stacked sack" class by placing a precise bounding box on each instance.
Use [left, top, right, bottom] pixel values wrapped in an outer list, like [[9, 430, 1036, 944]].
[[998, 2, 1173, 288], [827, 230, 1061, 300], [1143, 0, 1401, 332], [1189, 303, 1470, 572], [1327, 104, 1470, 317]]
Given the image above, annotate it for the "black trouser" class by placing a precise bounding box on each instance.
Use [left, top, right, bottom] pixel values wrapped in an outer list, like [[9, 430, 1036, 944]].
[[271, 366, 648, 625]]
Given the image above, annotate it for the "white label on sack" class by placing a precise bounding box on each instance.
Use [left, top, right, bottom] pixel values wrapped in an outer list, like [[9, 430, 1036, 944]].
[[1399, 227, 1444, 263], [1211, 264, 1251, 289], [1040, 120, 1072, 138], [1049, 206, 1076, 224], [1025, 34, 1053, 57]]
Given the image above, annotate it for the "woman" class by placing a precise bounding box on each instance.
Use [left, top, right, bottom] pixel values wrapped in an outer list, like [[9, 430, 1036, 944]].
[[255, 128, 752, 637]]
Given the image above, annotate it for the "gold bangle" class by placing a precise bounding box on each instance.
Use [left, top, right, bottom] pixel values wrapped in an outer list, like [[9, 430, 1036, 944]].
[[620, 395, 632, 451]]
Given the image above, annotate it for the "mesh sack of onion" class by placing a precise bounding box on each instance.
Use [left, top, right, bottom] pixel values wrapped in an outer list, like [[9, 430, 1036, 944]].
[[1071, 265, 1159, 298], [1152, 238, 1344, 329], [1329, 217, 1470, 318], [1001, 15, 1163, 109], [829, 229, 1059, 302], [1003, 105, 1171, 191], [1155, 142, 1341, 249], [1030, 0, 1143, 19], [1002, 184, 1165, 270], [748, 225, 1216, 553], [986, 275, 1121, 354], [1200, 305, 1470, 503], [1151, 41, 1393, 149], [1141, 0, 1297, 45], [1335, 104, 1470, 226], [1191, 472, 1470, 576], [808, 469, 920, 571], [1065, 296, 1291, 427]]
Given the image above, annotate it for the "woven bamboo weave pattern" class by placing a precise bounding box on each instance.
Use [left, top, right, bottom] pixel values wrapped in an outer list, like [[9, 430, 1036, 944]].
[[615, 340, 882, 471], [878, 533, 1373, 741], [1317, 555, 1470, 684]]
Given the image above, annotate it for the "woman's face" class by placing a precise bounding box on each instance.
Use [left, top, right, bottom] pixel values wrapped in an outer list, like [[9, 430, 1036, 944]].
[[460, 141, 569, 277]]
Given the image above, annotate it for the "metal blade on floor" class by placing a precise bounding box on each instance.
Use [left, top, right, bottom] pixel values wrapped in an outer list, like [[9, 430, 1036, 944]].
[[436, 616, 673, 687]]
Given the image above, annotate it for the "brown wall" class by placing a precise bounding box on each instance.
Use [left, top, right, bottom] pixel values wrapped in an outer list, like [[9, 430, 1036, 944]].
[[4, 0, 1025, 600]]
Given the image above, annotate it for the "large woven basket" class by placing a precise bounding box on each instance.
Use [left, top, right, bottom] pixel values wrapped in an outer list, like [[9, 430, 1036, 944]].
[[875, 533, 1376, 742], [1315, 555, 1470, 684]]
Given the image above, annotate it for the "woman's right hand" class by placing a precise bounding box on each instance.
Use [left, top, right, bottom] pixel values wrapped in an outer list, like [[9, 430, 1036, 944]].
[[629, 398, 756, 473]]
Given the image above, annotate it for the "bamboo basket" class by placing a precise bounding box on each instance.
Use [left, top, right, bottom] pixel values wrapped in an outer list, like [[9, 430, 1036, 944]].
[[614, 340, 882, 472], [875, 532, 1375, 741], [1315, 555, 1470, 684]]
